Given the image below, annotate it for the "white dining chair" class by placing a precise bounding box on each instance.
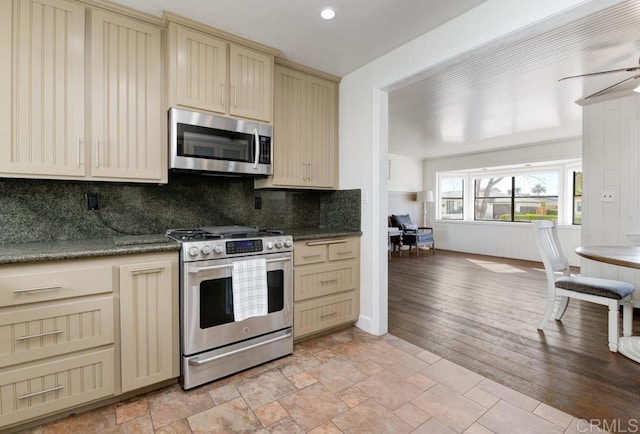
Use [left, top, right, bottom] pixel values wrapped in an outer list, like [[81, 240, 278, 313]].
[[531, 220, 634, 352]]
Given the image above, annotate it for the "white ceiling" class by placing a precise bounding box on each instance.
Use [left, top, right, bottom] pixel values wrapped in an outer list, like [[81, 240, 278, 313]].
[[109, 0, 487, 77], [388, 0, 640, 159], [111, 0, 640, 160]]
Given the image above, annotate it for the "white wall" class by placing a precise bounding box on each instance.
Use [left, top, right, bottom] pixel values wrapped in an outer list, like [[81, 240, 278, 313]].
[[387, 153, 423, 192], [339, 0, 621, 336], [581, 92, 640, 286]]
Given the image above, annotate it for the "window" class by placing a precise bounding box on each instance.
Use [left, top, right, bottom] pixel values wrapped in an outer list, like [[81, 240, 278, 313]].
[[573, 171, 582, 225], [439, 177, 464, 220], [437, 160, 579, 224], [474, 172, 559, 222]]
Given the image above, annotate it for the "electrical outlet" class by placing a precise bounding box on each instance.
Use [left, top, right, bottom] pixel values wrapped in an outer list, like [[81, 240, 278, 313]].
[[600, 190, 615, 202], [86, 193, 100, 211]]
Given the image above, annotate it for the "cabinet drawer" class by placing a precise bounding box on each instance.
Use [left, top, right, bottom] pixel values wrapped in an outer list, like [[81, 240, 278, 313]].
[[0, 295, 114, 368], [0, 348, 115, 428], [294, 243, 327, 265], [293, 291, 358, 339], [328, 238, 359, 261], [0, 265, 113, 307], [294, 260, 358, 301]]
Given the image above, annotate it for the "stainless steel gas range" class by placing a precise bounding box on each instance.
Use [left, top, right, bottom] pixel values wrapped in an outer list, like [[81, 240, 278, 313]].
[[166, 226, 293, 390]]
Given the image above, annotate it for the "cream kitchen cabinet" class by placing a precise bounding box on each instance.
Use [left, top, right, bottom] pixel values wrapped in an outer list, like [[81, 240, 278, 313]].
[[119, 257, 177, 393], [89, 9, 164, 182], [166, 18, 276, 123], [0, 0, 166, 183], [293, 237, 360, 340], [255, 61, 339, 190], [0, 0, 86, 178], [0, 258, 116, 428], [0, 251, 178, 430]]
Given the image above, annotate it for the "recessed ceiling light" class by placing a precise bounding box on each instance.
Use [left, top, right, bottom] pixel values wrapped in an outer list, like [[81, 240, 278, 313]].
[[320, 7, 336, 20]]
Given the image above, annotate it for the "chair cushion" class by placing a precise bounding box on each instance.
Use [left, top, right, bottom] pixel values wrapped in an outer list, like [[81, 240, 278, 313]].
[[555, 275, 634, 300], [390, 214, 420, 231], [391, 214, 413, 229]]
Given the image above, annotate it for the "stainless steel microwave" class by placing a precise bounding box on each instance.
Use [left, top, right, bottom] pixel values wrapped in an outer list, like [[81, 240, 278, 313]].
[[169, 108, 273, 176]]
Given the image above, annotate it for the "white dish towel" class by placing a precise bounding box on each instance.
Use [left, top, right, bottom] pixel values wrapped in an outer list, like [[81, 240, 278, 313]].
[[232, 258, 268, 321]]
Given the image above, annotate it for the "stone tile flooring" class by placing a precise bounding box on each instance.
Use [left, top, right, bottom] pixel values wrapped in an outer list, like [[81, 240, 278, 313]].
[[22, 327, 609, 433]]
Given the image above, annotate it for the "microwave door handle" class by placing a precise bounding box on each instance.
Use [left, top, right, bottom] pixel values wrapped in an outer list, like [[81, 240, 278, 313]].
[[253, 129, 259, 169]]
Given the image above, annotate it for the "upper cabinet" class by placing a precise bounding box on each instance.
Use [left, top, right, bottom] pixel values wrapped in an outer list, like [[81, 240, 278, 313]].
[[166, 18, 276, 123], [0, 0, 86, 178], [172, 25, 227, 114], [229, 44, 272, 122], [0, 0, 166, 183], [255, 61, 339, 189], [89, 9, 163, 182]]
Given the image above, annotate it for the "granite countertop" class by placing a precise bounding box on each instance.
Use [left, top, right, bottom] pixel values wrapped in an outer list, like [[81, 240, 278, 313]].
[[286, 228, 362, 241], [0, 229, 361, 265], [0, 234, 180, 265]]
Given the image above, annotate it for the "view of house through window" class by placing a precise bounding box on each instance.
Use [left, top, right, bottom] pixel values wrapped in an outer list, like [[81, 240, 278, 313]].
[[439, 177, 464, 220], [436, 163, 584, 224], [474, 173, 559, 222]]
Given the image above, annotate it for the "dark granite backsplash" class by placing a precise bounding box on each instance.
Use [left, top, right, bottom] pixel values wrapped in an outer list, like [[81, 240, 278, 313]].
[[0, 174, 361, 244]]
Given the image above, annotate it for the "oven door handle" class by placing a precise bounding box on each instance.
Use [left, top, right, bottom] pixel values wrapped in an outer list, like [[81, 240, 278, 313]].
[[189, 257, 291, 274], [188, 330, 293, 366]]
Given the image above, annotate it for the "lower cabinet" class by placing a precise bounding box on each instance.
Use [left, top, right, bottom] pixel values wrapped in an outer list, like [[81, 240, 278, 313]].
[[293, 237, 360, 339], [119, 259, 176, 393], [0, 251, 178, 429], [0, 349, 115, 427]]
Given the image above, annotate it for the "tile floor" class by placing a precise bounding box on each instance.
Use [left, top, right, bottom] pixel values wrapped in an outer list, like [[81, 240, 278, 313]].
[[22, 327, 609, 433]]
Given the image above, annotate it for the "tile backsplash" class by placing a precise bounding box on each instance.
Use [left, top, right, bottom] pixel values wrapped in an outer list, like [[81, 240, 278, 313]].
[[0, 174, 361, 244]]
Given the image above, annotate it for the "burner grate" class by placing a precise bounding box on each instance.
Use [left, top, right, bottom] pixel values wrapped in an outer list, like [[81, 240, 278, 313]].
[[165, 229, 223, 241]]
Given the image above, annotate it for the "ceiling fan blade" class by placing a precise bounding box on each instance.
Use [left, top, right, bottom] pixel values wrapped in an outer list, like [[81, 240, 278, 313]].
[[559, 65, 640, 81], [560, 57, 640, 81], [584, 74, 640, 99]]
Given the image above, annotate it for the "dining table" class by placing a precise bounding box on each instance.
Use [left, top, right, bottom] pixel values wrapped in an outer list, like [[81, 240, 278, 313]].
[[575, 245, 640, 363]]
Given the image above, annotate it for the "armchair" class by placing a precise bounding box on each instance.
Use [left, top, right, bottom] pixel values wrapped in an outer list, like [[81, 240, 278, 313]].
[[389, 214, 435, 256]]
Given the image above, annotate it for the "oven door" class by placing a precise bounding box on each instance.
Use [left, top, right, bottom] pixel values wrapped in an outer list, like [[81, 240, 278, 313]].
[[182, 252, 292, 356]]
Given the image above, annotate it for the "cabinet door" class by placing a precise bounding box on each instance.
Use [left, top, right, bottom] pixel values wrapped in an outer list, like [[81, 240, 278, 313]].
[[271, 65, 307, 186], [305, 75, 338, 188], [175, 26, 228, 114], [90, 10, 163, 181], [230, 44, 272, 122], [0, 0, 85, 178], [119, 260, 174, 393]]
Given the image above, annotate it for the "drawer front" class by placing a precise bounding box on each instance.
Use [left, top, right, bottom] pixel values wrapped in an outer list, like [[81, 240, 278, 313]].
[[0, 266, 113, 307], [294, 291, 358, 339], [328, 238, 359, 261], [0, 295, 114, 368], [0, 348, 115, 428], [294, 243, 327, 266], [294, 260, 358, 301]]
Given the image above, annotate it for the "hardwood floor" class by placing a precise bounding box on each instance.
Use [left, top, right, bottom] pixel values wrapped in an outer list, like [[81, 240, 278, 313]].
[[388, 249, 640, 432]]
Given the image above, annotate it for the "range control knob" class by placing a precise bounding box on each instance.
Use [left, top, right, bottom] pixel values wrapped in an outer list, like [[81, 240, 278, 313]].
[[265, 241, 274, 250], [201, 245, 212, 255], [213, 245, 224, 254], [188, 246, 200, 257], [275, 240, 284, 249], [284, 239, 293, 248]]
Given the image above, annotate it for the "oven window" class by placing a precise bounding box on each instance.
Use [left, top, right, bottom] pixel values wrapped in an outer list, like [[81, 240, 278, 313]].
[[267, 270, 285, 313], [199, 270, 285, 329], [200, 277, 235, 328]]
